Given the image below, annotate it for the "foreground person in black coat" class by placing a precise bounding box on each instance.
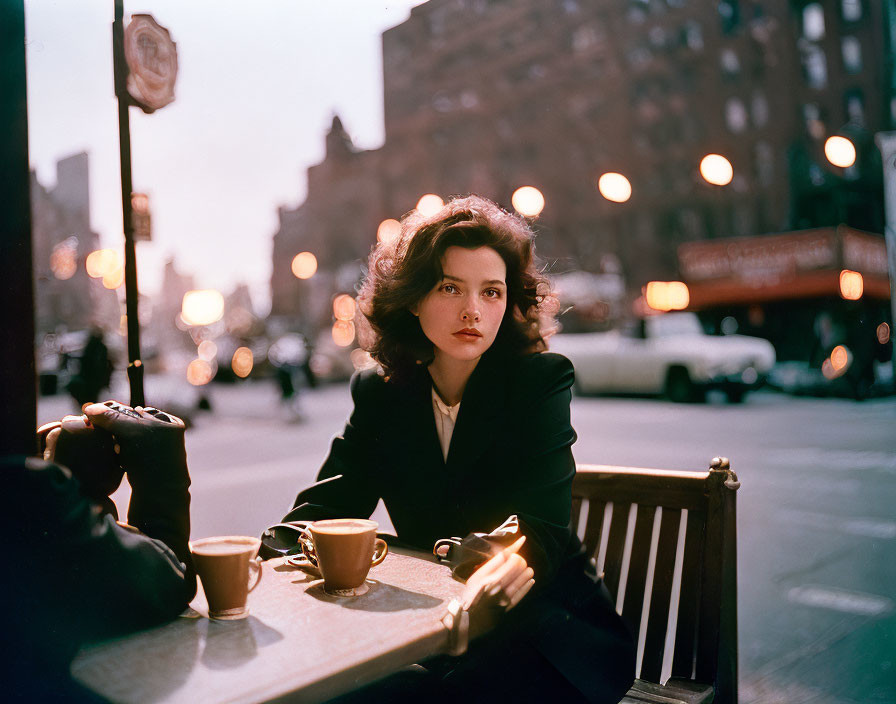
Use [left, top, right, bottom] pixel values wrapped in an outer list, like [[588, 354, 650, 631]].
[[1, 402, 195, 702], [268, 195, 635, 703]]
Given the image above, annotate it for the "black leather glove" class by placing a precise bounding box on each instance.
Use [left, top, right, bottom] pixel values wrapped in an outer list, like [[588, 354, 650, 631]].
[[83, 401, 192, 575], [37, 416, 124, 518]]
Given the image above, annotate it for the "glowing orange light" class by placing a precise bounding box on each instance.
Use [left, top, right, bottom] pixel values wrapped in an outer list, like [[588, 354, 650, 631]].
[[86, 249, 119, 278], [830, 345, 849, 371], [50, 245, 77, 280], [415, 194, 444, 217], [511, 186, 545, 217], [821, 358, 837, 380], [181, 289, 225, 326], [197, 340, 218, 361], [644, 281, 690, 311], [839, 270, 863, 300], [186, 358, 214, 386], [700, 154, 734, 186], [377, 219, 401, 245], [597, 173, 632, 203], [102, 267, 125, 289], [824, 136, 856, 168], [333, 294, 356, 322], [232, 347, 254, 378], [877, 322, 890, 345], [291, 252, 318, 280], [332, 320, 355, 347]]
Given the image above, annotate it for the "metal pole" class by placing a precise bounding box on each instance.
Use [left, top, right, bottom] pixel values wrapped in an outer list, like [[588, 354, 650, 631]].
[[0, 0, 37, 456], [113, 0, 145, 406], [874, 131, 896, 386]]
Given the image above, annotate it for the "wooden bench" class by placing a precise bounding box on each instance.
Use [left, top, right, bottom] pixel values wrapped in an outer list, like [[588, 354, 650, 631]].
[[571, 458, 739, 704]]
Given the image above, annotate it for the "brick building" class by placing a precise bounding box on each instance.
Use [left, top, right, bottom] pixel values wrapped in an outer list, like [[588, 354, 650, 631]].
[[271, 0, 888, 328], [31, 152, 119, 336]]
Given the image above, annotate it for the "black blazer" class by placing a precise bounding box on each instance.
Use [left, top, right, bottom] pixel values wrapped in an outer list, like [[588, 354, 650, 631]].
[[280, 350, 636, 701], [281, 350, 576, 581]]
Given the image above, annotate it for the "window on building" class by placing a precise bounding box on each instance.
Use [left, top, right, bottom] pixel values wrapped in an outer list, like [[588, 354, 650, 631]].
[[627, 4, 647, 24], [649, 26, 667, 47], [627, 46, 653, 68], [682, 21, 704, 50], [755, 141, 774, 186], [725, 97, 749, 133], [841, 36, 862, 74], [802, 3, 825, 41], [432, 92, 454, 112], [720, 48, 740, 75], [842, 0, 862, 22], [718, 0, 740, 35], [751, 91, 769, 127], [846, 90, 865, 125], [679, 208, 703, 238], [572, 25, 604, 51], [802, 45, 828, 89], [562, 0, 580, 13], [803, 103, 825, 139], [460, 91, 479, 109]]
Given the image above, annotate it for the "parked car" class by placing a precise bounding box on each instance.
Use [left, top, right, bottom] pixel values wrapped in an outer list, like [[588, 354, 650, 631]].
[[549, 311, 776, 402]]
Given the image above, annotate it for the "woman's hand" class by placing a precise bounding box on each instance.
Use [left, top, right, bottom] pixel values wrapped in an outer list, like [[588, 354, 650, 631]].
[[461, 535, 535, 612]]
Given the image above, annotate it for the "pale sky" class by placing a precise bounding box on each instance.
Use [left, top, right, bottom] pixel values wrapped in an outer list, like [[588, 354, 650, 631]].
[[25, 0, 426, 313]]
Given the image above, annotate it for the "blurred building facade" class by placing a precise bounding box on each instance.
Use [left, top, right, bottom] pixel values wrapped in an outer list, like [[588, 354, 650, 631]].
[[271, 0, 888, 333], [31, 152, 119, 336]]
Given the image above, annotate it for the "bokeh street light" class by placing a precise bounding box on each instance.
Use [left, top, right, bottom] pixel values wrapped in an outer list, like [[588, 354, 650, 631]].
[[332, 320, 355, 347], [597, 173, 632, 203], [824, 136, 857, 168], [645, 281, 690, 311], [291, 251, 318, 279], [415, 194, 444, 216], [231, 347, 254, 378], [839, 269, 863, 300], [333, 294, 356, 321], [699, 154, 734, 186], [511, 186, 545, 217], [181, 289, 225, 326], [377, 218, 401, 245], [86, 249, 120, 278]]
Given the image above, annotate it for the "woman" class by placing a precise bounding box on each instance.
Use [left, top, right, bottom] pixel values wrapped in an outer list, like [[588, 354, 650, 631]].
[[271, 195, 635, 702]]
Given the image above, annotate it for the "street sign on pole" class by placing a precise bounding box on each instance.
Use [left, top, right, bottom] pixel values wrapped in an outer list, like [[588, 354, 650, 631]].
[[131, 192, 151, 241], [124, 13, 177, 114], [113, 5, 177, 406]]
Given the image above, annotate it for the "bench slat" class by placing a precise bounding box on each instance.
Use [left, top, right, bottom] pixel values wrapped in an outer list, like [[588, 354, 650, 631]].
[[640, 507, 683, 683], [582, 499, 607, 564], [570, 496, 583, 535], [602, 502, 632, 603], [672, 509, 705, 679], [622, 505, 657, 643]]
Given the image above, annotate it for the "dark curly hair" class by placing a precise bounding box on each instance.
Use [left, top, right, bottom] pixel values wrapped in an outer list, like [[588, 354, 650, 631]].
[[356, 194, 559, 382]]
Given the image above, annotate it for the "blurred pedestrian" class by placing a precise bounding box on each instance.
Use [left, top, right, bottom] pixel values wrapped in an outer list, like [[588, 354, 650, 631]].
[[270, 333, 316, 422], [68, 326, 113, 407]]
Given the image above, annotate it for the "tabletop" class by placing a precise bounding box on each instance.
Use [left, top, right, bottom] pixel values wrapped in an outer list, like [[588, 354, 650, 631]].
[[70, 548, 466, 704]]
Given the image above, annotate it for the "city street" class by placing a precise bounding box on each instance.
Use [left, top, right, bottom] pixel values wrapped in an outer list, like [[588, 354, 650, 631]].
[[38, 380, 896, 704]]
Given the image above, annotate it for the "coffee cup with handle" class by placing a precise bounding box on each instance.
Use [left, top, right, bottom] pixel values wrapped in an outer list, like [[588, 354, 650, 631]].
[[190, 536, 263, 620], [289, 519, 388, 597]]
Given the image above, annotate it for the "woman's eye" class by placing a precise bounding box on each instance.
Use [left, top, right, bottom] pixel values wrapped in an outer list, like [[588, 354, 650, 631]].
[[442, 284, 459, 294], [483, 289, 502, 299]]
